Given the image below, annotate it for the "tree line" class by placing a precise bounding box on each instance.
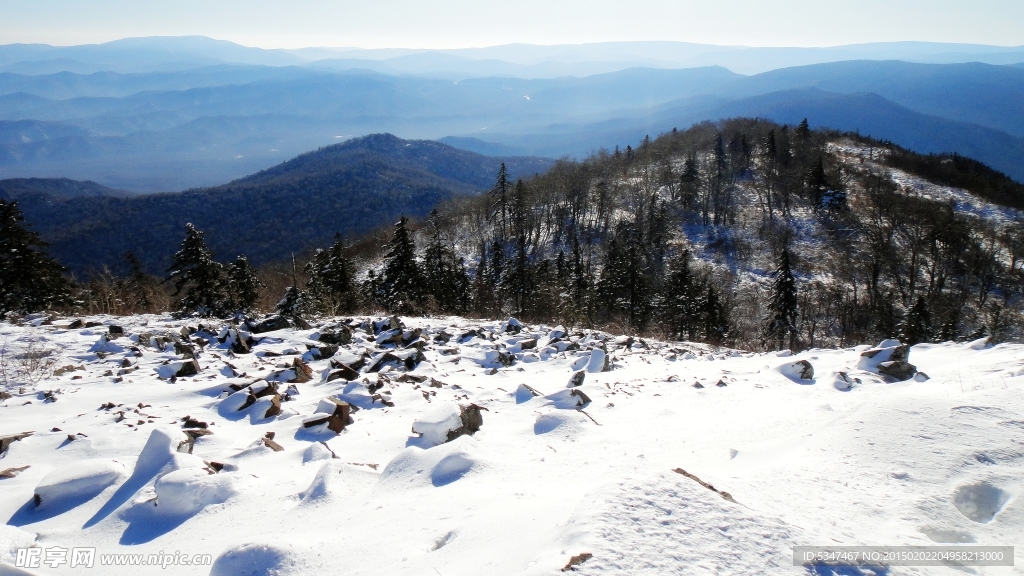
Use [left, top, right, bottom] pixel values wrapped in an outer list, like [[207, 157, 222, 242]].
[[2, 118, 1022, 350]]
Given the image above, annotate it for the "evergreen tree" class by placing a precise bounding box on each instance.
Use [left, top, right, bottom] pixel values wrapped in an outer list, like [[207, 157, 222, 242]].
[[276, 285, 305, 317], [305, 234, 359, 315], [225, 255, 262, 314], [702, 285, 730, 345], [501, 180, 533, 314], [874, 293, 903, 339], [661, 251, 701, 340], [378, 216, 423, 313], [122, 251, 159, 313], [166, 223, 226, 316], [489, 163, 511, 241], [423, 211, 470, 313], [763, 247, 799, 350], [0, 199, 69, 316], [598, 222, 651, 330], [901, 296, 933, 345]]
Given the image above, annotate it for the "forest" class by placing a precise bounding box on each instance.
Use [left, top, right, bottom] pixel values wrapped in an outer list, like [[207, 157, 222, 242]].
[[3, 118, 1023, 351]]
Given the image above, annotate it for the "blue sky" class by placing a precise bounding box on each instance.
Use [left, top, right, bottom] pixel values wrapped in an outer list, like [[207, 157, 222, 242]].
[[1, 0, 1022, 48]]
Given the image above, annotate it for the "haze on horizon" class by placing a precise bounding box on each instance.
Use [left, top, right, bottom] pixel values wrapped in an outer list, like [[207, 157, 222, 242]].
[[1, 0, 1023, 50]]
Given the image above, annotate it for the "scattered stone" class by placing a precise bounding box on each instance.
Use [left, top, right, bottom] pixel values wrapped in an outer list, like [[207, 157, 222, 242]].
[[249, 315, 293, 334], [693, 382, 704, 389], [326, 363, 360, 382], [716, 379, 728, 387], [0, 391, 11, 401], [174, 359, 201, 377], [519, 338, 537, 350], [182, 416, 208, 429], [562, 553, 593, 572], [303, 398, 353, 434], [289, 358, 313, 383], [397, 374, 427, 383], [914, 372, 930, 382], [54, 365, 84, 376], [568, 370, 586, 388], [569, 389, 591, 406], [108, 325, 124, 336], [0, 465, 30, 479], [262, 433, 285, 452], [67, 319, 84, 329], [317, 326, 352, 346]]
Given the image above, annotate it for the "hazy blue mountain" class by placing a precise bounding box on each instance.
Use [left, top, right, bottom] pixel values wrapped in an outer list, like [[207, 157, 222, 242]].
[[437, 137, 531, 157], [0, 66, 322, 100], [11, 134, 554, 274], [477, 87, 1024, 182], [715, 60, 1024, 137]]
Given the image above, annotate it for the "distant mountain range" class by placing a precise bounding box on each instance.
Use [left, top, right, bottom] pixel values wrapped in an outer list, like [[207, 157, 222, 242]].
[[1, 134, 552, 275], [0, 37, 1022, 190]]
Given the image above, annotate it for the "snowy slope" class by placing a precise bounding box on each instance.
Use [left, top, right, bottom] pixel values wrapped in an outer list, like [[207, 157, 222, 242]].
[[0, 315, 1022, 575]]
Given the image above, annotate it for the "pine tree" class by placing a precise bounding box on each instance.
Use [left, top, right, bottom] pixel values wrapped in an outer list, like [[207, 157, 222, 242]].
[[379, 216, 423, 313], [901, 296, 933, 345], [0, 199, 69, 316], [423, 212, 470, 313], [763, 247, 799, 350], [702, 285, 729, 345], [166, 223, 226, 316], [598, 222, 651, 330], [489, 163, 511, 241], [305, 234, 359, 315], [501, 180, 533, 315], [122, 251, 159, 313], [225, 255, 261, 314], [661, 251, 701, 340]]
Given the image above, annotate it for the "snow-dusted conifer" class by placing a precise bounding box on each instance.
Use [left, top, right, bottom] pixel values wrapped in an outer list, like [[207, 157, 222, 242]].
[[763, 247, 798, 350], [379, 216, 423, 313], [166, 223, 225, 316], [0, 199, 69, 316]]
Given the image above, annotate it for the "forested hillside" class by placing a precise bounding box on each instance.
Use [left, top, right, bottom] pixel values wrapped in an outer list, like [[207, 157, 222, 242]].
[[4, 134, 552, 274], [344, 120, 1024, 350]]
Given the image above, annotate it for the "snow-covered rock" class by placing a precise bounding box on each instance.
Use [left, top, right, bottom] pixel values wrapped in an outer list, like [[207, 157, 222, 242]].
[[33, 459, 126, 507]]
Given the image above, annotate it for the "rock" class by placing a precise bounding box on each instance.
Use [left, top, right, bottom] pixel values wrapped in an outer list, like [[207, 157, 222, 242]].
[[0, 391, 11, 401], [249, 315, 292, 334], [54, 364, 84, 376], [174, 341, 196, 358], [505, 317, 523, 333], [174, 359, 201, 377], [716, 379, 728, 387], [878, 361, 917, 381], [67, 319, 84, 329], [303, 398, 353, 434], [396, 373, 427, 383], [519, 338, 537, 350], [411, 403, 487, 445], [586, 349, 607, 373], [833, 372, 854, 391], [368, 352, 402, 373], [317, 326, 352, 345], [0, 465, 30, 478], [569, 389, 591, 406], [262, 433, 285, 452], [567, 370, 586, 388], [326, 363, 360, 382], [693, 382, 705, 389], [562, 552, 593, 572], [914, 372, 931, 382], [289, 358, 313, 383], [108, 325, 124, 336], [182, 416, 208, 429], [795, 360, 814, 380], [314, 345, 339, 359]]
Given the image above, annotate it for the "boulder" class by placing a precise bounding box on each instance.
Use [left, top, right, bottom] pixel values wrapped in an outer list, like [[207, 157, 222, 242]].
[[249, 315, 292, 334], [567, 370, 586, 388], [302, 398, 353, 434], [289, 358, 313, 383], [317, 326, 352, 345], [174, 359, 201, 377], [878, 361, 917, 381], [411, 403, 487, 446], [108, 325, 124, 337]]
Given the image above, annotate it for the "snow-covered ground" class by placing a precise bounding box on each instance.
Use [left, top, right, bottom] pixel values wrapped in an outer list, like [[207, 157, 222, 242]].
[[0, 315, 1022, 575]]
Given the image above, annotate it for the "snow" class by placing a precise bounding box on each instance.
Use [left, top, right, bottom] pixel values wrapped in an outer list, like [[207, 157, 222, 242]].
[[0, 315, 1022, 575], [33, 459, 126, 509]]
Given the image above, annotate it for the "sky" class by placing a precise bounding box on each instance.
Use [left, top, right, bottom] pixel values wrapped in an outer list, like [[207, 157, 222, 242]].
[[1, 0, 1023, 49]]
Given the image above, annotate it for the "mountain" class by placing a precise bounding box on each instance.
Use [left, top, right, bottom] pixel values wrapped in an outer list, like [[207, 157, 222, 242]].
[[10, 134, 554, 275], [0, 177, 133, 200]]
